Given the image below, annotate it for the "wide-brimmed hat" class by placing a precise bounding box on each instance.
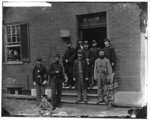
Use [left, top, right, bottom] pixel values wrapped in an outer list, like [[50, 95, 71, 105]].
[[36, 57, 42, 62], [92, 40, 97, 44], [54, 53, 60, 58], [84, 40, 89, 45]]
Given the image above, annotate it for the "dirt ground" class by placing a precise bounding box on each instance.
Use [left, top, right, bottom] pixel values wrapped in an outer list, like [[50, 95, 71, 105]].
[[2, 98, 131, 117]]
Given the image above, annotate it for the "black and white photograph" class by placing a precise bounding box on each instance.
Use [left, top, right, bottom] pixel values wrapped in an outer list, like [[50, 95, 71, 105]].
[[1, 1, 148, 118]]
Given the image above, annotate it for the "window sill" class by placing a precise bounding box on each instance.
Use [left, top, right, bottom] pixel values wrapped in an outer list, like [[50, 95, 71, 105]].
[[3, 61, 23, 65]]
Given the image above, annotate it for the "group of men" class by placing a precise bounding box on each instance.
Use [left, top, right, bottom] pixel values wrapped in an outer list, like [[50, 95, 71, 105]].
[[32, 38, 116, 110]]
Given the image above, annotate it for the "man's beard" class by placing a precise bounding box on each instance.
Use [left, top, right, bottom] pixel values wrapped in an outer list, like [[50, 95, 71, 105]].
[[100, 56, 104, 59]]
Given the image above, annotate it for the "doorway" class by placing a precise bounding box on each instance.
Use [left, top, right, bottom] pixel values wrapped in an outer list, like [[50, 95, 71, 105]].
[[82, 27, 106, 48], [77, 12, 107, 49]]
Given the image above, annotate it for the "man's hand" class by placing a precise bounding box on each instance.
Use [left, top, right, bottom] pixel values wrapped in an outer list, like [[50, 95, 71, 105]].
[[65, 59, 68, 63], [85, 78, 88, 81], [33, 82, 36, 86], [112, 63, 114, 66], [73, 78, 76, 81], [43, 80, 47, 85], [56, 70, 59, 74]]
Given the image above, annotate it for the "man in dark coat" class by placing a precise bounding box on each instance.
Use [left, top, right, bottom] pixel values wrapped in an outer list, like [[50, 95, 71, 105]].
[[89, 40, 100, 87], [48, 54, 65, 110], [83, 40, 92, 88], [62, 41, 76, 88], [32, 57, 48, 104], [103, 38, 116, 71], [76, 39, 84, 50], [73, 49, 88, 103]]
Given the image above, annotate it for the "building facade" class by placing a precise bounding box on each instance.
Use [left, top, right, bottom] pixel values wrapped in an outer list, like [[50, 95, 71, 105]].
[[2, 2, 144, 94]]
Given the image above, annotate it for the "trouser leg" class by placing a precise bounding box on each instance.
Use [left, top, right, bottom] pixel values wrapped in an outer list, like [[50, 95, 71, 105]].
[[51, 83, 56, 108], [97, 74, 103, 102], [36, 84, 41, 102], [82, 90, 87, 102], [56, 82, 62, 106]]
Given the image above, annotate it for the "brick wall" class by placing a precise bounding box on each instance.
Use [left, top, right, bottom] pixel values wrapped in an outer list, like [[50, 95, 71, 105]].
[[3, 2, 142, 91]]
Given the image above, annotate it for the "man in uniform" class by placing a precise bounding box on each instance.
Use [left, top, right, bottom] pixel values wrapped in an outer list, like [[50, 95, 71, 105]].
[[62, 41, 76, 88], [48, 54, 65, 110], [32, 57, 48, 105], [94, 49, 112, 104], [73, 49, 88, 103], [89, 40, 99, 87], [76, 39, 84, 50], [83, 40, 91, 88], [103, 38, 116, 71]]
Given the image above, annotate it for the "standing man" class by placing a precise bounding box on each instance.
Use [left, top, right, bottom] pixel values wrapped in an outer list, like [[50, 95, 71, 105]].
[[103, 38, 116, 71], [94, 49, 112, 104], [89, 40, 99, 87], [76, 39, 84, 50], [73, 49, 88, 104], [48, 54, 65, 109], [62, 41, 76, 88], [32, 57, 48, 105], [83, 40, 91, 88]]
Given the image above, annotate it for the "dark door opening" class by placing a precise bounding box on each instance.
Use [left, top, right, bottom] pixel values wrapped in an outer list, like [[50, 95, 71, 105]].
[[82, 27, 106, 48]]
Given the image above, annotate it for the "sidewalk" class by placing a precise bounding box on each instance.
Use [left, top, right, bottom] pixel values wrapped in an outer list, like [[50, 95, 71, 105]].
[[2, 98, 130, 117]]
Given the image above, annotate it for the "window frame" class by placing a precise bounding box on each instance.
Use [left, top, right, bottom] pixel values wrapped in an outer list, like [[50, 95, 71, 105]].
[[3, 22, 29, 64]]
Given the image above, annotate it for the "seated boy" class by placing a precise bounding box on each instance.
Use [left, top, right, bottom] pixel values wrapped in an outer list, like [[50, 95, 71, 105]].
[[38, 94, 53, 116]]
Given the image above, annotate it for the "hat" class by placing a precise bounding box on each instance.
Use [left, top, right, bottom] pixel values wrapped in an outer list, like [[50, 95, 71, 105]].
[[84, 40, 88, 45], [92, 40, 97, 44], [99, 48, 104, 52], [54, 53, 60, 58], [67, 41, 72, 45], [104, 38, 110, 42], [78, 40, 83, 44], [77, 49, 83, 54], [36, 57, 42, 62]]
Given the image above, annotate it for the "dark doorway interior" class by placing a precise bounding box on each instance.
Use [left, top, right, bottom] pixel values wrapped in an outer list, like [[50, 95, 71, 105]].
[[82, 27, 106, 48]]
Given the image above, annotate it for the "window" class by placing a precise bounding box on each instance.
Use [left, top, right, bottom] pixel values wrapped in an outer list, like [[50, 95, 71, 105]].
[[4, 23, 30, 64]]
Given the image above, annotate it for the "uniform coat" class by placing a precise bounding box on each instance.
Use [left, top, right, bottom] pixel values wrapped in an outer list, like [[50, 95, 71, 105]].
[[104, 46, 116, 70], [62, 47, 76, 85], [32, 64, 47, 101], [48, 62, 65, 108]]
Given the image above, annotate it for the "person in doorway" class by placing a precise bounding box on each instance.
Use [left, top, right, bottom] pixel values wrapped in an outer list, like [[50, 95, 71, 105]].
[[89, 40, 100, 87], [94, 49, 112, 104], [76, 39, 84, 50], [48, 54, 65, 110], [32, 57, 48, 105], [62, 41, 76, 89], [103, 38, 116, 71], [73, 49, 88, 104], [83, 40, 92, 89]]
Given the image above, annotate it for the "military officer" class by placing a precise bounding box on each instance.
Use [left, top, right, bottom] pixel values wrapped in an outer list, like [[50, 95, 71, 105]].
[[32, 57, 48, 104], [89, 40, 100, 87], [83, 40, 92, 88], [103, 38, 116, 71], [48, 54, 65, 109], [73, 49, 88, 103], [62, 41, 76, 88]]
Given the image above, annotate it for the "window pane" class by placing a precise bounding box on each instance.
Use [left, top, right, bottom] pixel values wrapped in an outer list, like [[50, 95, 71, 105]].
[[16, 25, 20, 34], [12, 26, 16, 35], [12, 36, 16, 42], [17, 34, 20, 42], [6, 26, 10, 35], [7, 35, 11, 43]]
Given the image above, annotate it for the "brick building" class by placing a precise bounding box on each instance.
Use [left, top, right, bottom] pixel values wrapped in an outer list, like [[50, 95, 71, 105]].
[[2, 2, 147, 106]]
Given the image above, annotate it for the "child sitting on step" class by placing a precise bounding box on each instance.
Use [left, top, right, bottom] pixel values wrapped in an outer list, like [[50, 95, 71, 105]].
[[38, 94, 53, 116]]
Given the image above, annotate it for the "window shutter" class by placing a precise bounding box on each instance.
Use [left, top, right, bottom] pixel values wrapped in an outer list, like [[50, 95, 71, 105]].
[[20, 24, 30, 63]]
